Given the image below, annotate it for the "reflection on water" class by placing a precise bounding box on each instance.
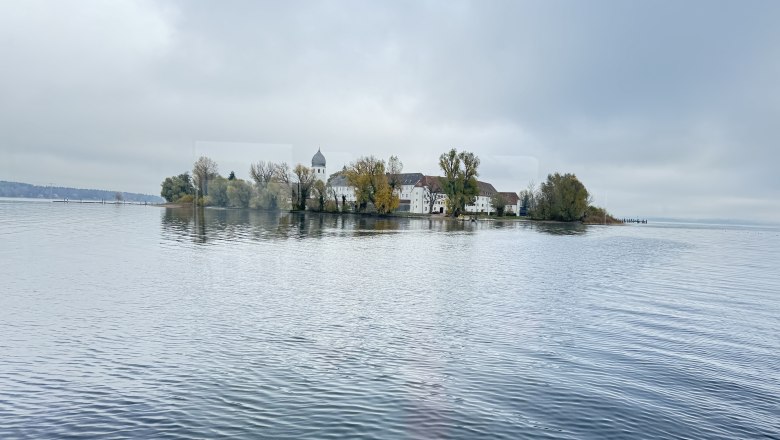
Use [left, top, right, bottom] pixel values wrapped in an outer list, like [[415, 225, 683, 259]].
[[531, 221, 588, 235], [161, 208, 483, 243], [161, 208, 589, 243]]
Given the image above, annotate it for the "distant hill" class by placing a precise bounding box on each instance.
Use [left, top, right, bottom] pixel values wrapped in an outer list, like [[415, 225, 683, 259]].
[[0, 181, 163, 203]]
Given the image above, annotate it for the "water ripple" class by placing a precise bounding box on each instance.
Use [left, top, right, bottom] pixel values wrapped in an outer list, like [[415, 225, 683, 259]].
[[1, 202, 779, 439]]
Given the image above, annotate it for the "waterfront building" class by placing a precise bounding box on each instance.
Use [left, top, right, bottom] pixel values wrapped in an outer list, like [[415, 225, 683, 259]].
[[317, 149, 518, 215], [498, 192, 520, 215]]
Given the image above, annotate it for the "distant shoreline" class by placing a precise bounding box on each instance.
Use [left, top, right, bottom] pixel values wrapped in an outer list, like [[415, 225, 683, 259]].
[[0, 181, 163, 204]]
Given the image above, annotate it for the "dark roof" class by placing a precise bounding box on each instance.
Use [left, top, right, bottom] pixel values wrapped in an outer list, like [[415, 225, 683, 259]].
[[499, 191, 519, 204], [391, 173, 423, 186], [311, 148, 326, 167], [328, 173, 348, 187], [329, 172, 422, 187], [477, 181, 497, 197], [415, 176, 497, 196], [415, 175, 443, 192]]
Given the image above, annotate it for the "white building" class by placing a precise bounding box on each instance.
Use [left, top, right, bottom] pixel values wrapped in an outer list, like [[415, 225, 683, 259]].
[[311, 148, 327, 183], [318, 149, 517, 215], [328, 173, 356, 204], [497, 192, 520, 216]]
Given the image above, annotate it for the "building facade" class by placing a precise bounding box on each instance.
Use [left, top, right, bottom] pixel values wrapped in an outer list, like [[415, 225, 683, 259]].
[[318, 149, 518, 215]]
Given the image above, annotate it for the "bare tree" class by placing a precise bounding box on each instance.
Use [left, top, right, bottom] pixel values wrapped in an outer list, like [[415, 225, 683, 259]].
[[274, 162, 291, 185], [193, 156, 219, 196], [328, 184, 339, 208], [387, 155, 403, 192], [249, 161, 278, 186]]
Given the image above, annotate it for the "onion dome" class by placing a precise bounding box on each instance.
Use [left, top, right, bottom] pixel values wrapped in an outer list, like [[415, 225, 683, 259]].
[[311, 148, 326, 167]]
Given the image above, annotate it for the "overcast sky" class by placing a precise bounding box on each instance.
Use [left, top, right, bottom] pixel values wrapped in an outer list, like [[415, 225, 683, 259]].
[[1, 0, 778, 221]]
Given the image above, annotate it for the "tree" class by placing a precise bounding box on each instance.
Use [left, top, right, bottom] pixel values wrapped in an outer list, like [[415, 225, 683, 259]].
[[228, 171, 236, 181], [421, 176, 445, 214], [387, 155, 403, 192], [160, 172, 194, 202], [312, 180, 326, 211], [328, 184, 339, 209], [249, 161, 279, 186], [251, 180, 288, 210], [518, 181, 536, 216], [438, 148, 480, 217], [206, 176, 229, 207], [193, 156, 219, 197], [274, 162, 292, 185], [582, 205, 622, 224], [490, 192, 508, 216], [249, 161, 289, 210], [373, 185, 399, 214], [532, 173, 589, 221], [292, 164, 316, 210], [114, 192, 124, 202], [345, 156, 399, 214], [226, 179, 252, 208]]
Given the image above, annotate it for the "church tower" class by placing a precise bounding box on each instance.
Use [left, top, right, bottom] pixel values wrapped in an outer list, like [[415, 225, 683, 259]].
[[311, 148, 327, 183]]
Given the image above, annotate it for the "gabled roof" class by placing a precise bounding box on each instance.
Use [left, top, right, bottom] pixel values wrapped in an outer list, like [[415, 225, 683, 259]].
[[328, 173, 348, 187], [476, 181, 497, 197], [391, 173, 424, 186], [499, 191, 519, 204], [416, 176, 498, 197], [415, 175, 444, 192], [328, 172, 423, 188]]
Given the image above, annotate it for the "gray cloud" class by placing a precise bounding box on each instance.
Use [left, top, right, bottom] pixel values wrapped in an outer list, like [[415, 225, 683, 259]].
[[1, 0, 778, 221]]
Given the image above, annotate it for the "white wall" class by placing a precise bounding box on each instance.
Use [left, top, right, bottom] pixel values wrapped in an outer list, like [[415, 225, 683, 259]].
[[313, 166, 327, 183], [464, 195, 494, 214]]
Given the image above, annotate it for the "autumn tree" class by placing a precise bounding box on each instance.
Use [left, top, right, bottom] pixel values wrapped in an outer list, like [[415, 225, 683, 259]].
[[345, 156, 399, 214], [193, 156, 219, 196], [438, 148, 480, 217]]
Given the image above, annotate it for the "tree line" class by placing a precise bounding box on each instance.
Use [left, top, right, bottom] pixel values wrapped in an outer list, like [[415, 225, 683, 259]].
[[160, 150, 619, 222], [161, 157, 329, 211]]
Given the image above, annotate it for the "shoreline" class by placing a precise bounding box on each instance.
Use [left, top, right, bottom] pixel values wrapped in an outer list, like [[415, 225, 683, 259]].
[[155, 204, 627, 225]]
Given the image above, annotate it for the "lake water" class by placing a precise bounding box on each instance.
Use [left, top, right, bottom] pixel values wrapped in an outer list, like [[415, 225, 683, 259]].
[[1, 199, 779, 439]]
